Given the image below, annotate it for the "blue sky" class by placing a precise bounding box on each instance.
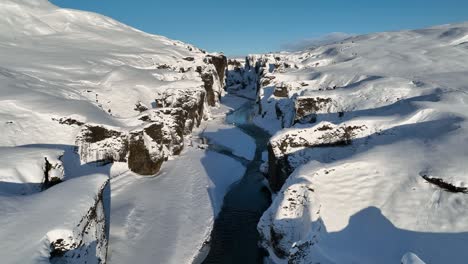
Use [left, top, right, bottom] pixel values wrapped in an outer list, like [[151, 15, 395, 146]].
[[50, 0, 468, 56]]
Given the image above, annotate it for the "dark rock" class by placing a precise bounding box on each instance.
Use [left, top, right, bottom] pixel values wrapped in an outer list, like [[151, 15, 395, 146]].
[[154, 89, 205, 133], [127, 130, 165, 175], [295, 97, 334, 124], [52, 117, 85, 126], [134, 101, 149, 113], [206, 54, 228, 85], [196, 54, 228, 106], [267, 124, 366, 191], [267, 143, 294, 192], [80, 126, 122, 144], [76, 125, 129, 164], [274, 83, 290, 97], [275, 99, 295, 128], [269, 226, 288, 258], [199, 71, 216, 106], [228, 59, 242, 68], [421, 175, 468, 193], [261, 75, 276, 87], [42, 157, 63, 190], [157, 64, 172, 70]]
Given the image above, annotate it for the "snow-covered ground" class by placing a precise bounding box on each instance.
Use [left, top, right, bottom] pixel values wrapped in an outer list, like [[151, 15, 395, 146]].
[[249, 22, 468, 264], [0, 0, 242, 263], [108, 148, 245, 264], [3, 0, 468, 263]]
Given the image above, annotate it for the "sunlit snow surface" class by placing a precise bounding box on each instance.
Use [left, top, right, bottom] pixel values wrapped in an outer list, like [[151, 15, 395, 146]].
[[255, 23, 468, 264], [0, 0, 242, 263]]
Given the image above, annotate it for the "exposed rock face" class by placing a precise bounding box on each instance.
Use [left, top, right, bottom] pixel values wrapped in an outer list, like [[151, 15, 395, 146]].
[[197, 70, 217, 106], [267, 123, 367, 191], [42, 157, 64, 190], [421, 174, 468, 193], [134, 101, 149, 113], [273, 83, 290, 97], [76, 107, 191, 176], [226, 58, 259, 95], [76, 125, 128, 165], [196, 54, 227, 106], [139, 108, 186, 153], [206, 54, 228, 86], [275, 98, 295, 129], [294, 96, 335, 124], [155, 88, 206, 133], [49, 180, 110, 264], [267, 143, 294, 192], [127, 129, 165, 176]]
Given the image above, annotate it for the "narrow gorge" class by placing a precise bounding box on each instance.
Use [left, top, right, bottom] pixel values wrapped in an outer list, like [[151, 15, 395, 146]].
[[1, 1, 468, 264]]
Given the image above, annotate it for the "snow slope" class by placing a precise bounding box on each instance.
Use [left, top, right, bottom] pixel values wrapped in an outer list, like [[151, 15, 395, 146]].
[[0, 0, 233, 263], [250, 23, 468, 264]]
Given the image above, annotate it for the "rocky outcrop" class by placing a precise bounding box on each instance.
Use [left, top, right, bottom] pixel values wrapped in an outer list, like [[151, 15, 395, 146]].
[[267, 143, 294, 192], [76, 107, 193, 175], [275, 98, 295, 129], [155, 88, 205, 133], [48, 180, 110, 264], [42, 157, 64, 190], [76, 125, 129, 165], [205, 54, 227, 86], [196, 54, 227, 106], [421, 174, 468, 193], [294, 96, 335, 124], [273, 83, 290, 97], [127, 128, 166, 176], [267, 123, 367, 191], [139, 108, 186, 152]]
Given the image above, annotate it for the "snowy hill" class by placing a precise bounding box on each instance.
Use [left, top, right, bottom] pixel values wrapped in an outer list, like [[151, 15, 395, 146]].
[[231, 22, 468, 264], [0, 0, 236, 263]]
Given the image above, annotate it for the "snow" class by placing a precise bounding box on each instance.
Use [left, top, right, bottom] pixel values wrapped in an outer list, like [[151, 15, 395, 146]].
[[0, 0, 237, 263], [108, 149, 245, 264], [2, 0, 468, 263], [202, 122, 255, 161], [401, 253, 427, 264], [252, 22, 468, 264], [0, 173, 109, 263]]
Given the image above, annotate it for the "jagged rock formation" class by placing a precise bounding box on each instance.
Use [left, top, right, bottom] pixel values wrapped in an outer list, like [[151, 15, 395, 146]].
[[76, 107, 189, 175], [196, 54, 227, 106], [74, 54, 227, 176], [155, 88, 206, 133], [48, 180, 110, 264]]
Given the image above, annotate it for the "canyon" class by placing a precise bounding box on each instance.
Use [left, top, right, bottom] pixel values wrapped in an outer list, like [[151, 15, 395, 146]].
[[1, 1, 468, 264]]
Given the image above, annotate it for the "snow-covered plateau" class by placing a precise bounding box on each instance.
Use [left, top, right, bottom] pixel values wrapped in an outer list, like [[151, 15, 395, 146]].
[[1, 0, 468, 264], [236, 22, 468, 264]]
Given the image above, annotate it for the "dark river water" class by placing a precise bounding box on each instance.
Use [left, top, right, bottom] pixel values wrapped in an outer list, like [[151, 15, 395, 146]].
[[201, 100, 272, 264]]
